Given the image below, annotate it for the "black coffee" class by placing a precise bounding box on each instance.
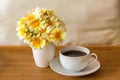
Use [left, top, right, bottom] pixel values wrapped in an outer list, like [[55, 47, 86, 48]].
[[62, 50, 86, 57]]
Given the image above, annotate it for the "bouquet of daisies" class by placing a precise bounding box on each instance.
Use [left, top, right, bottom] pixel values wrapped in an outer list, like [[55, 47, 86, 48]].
[[16, 7, 66, 49]]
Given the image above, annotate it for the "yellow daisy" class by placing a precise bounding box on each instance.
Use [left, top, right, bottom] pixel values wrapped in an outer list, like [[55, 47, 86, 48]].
[[49, 29, 65, 43], [19, 17, 26, 26], [30, 19, 41, 29], [18, 25, 28, 38], [31, 37, 46, 48]]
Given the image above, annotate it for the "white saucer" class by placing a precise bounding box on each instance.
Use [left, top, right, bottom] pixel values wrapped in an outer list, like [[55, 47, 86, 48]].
[[50, 57, 100, 77]]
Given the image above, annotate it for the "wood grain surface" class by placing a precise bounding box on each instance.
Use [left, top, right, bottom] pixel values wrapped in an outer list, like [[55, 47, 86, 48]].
[[0, 45, 120, 80]]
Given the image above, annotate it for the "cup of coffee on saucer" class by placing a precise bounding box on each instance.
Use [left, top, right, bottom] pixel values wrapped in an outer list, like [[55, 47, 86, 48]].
[[59, 46, 98, 72]]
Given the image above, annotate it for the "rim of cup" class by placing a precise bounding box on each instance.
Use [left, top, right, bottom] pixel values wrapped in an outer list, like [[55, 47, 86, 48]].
[[59, 46, 90, 57]]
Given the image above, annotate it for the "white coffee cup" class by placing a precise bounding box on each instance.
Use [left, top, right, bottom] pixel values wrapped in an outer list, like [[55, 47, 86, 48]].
[[59, 46, 98, 72]]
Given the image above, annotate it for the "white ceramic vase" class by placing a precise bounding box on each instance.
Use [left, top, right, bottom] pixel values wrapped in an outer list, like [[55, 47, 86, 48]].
[[32, 44, 55, 67]]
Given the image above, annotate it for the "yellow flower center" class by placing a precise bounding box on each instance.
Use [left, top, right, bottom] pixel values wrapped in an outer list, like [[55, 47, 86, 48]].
[[30, 19, 40, 28], [48, 21, 54, 26], [54, 31, 61, 39]]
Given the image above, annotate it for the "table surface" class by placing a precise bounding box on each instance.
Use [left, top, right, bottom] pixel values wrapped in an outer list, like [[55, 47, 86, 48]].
[[0, 45, 120, 80]]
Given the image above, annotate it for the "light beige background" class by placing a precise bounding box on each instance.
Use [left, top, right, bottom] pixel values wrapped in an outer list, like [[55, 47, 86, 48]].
[[0, 0, 120, 45]]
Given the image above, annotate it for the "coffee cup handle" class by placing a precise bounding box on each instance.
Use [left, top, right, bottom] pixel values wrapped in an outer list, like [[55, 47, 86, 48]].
[[88, 53, 98, 65]]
